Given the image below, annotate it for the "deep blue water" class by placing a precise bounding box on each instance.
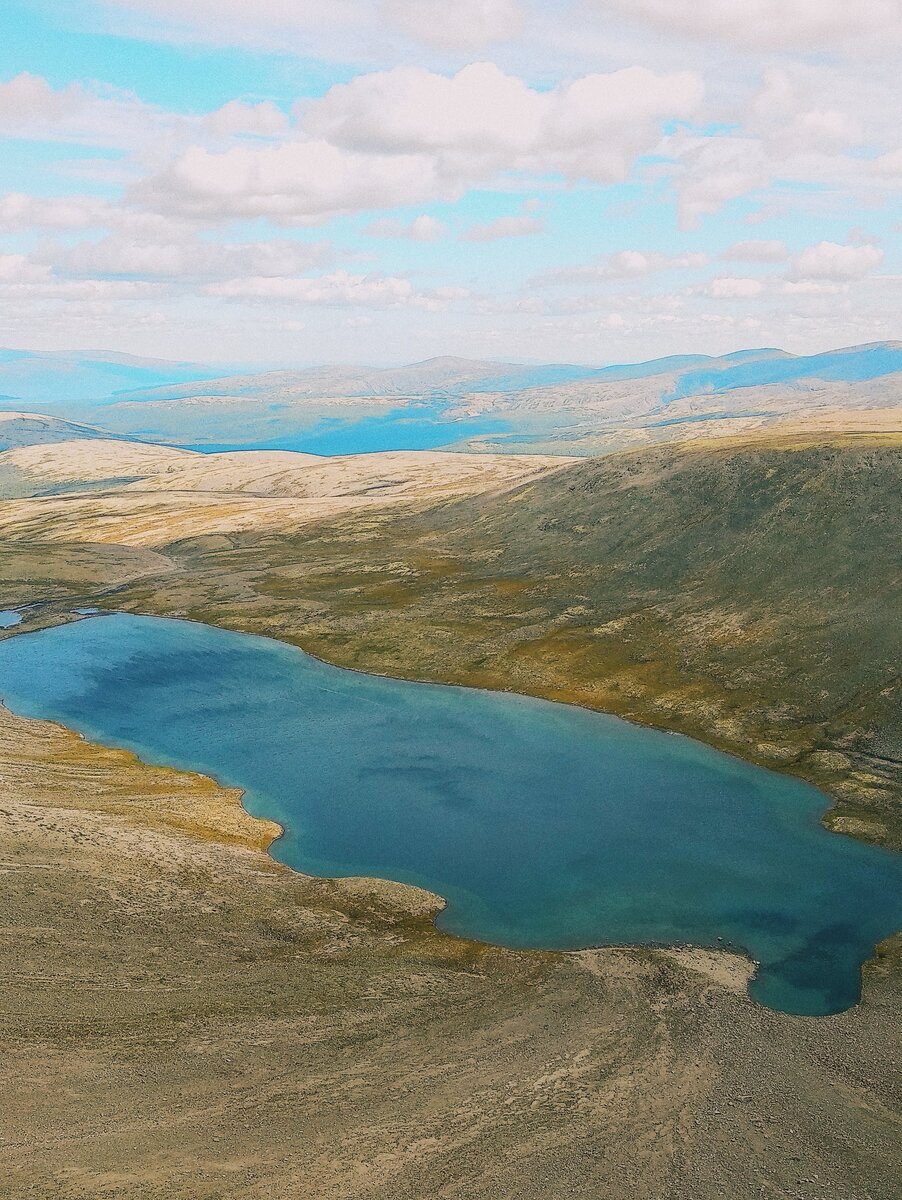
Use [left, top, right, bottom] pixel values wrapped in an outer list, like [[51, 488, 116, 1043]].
[[1, 613, 900, 1017]]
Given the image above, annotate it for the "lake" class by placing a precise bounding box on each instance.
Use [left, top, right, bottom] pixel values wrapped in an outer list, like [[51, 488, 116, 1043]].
[[184, 404, 511, 456], [1, 613, 900, 1017]]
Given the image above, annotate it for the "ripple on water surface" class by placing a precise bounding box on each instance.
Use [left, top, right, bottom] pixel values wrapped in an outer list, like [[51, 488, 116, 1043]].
[[1, 613, 900, 1017]]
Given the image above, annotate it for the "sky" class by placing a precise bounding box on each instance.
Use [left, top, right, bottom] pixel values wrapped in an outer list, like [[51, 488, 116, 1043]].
[[0, 0, 900, 367]]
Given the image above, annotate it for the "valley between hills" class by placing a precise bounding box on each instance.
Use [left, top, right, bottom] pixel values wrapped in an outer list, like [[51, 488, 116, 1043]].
[[1, 402, 900, 1198]]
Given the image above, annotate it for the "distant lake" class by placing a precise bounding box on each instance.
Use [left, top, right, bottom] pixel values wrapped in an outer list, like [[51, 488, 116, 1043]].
[[184, 405, 510, 456], [2, 613, 900, 1017]]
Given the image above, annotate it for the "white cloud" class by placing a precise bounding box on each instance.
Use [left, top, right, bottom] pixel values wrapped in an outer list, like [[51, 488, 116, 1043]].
[[874, 149, 902, 178], [132, 139, 443, 223], [381, 0, 523, 50], [781, 279, 846, 297], [301, 62, 703, 179], [96, 0, 364, 50], [536, 250, 707, 285], [462, 214, 543, 241], [706, 276, 766, 299], [97, 0, 527, 61], [302, 63, 545, 156], [748, 69, 862, 157], [0, 193, 113, 232], [364, 214, 447, 240], [45, 234, 332, 281], [207, 270, 415, 305], [134, 63, 702, 225], [721, 239, 788, 263], [659, 54, 902, 227], [0, 254, 51, 285], [205, 99, 290, 139], [670, 136, 771, 229], [791, 241, 884, 282], [4, 3, 900, 364], [0, 256, 159, 301], [591, 0, 902, 52], [205, 269, 467, 310], [0, 72, 181, 149]]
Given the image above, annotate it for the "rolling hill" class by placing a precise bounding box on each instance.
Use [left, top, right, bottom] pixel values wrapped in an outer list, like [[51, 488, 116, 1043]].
[[0, 428, 897, 852], [0, 411, 129, 452]]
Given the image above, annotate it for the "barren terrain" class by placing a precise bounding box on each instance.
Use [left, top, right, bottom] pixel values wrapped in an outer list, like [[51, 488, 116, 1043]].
[[2, 701, 900, 1199], [1, 424, 900, 1198]]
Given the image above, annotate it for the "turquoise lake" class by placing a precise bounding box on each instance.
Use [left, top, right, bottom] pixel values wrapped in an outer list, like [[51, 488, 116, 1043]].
[[2, 613, 900, 1017]]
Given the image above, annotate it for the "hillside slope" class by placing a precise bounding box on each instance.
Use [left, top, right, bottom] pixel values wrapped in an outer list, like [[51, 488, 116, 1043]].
[[0, 437, 573, 542], [0, 411, 124, 453], [0, 431, 897, 848]]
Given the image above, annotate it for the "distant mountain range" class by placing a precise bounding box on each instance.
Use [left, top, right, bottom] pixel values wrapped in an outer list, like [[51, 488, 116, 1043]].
[[0, 348, 223, 406], [1, 342, 899, 456]]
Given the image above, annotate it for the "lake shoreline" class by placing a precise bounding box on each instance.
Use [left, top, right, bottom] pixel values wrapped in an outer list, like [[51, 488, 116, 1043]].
[[3, 609, 900, 1018], [5, 598, 890, 855], [6, 687, 899, 1198]]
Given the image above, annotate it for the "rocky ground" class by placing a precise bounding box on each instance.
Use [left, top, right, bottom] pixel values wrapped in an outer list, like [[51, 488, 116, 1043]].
[[1, 702, 900, 1199], [1, 426, 900, 1197]]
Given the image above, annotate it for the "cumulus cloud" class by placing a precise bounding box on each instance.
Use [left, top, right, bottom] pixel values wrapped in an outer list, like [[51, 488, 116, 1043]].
[[462, 215, 543, 241], [781, 279, 846, 297], [205, 99, 289, 139], [302, 62, 703, 181], [364, 214, 447, 240], [0, 72, 182, 149], [670, 137, 771, 229], [0, 254, 52, 285], [45, 233, 332, 281], [662, 55, 902, 226], [748, 69, 863, 158], [381, 0, 523, 50], [6, 2, 900, 361], [706, 276, 766, 299], [874, 149, 902, 178], [721, 239, 788, 263], [591, 0, 902, 52], [790, 241, 884, 282], [536, 250, 707, 286], [0, 193, 113, 232], [0, 249, 159, 301], [134, 63, 703, 224], [205, 269, 467, 310], [131, 139, 443, 223]]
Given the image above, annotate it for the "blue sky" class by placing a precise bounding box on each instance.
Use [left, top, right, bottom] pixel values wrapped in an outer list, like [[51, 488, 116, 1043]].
[[0, 0, 899, 366]]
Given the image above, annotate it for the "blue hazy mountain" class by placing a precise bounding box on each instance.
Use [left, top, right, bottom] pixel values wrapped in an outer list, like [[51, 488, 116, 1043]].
[[0, 349, 226, 406], [2, 342, 900, 411], [0, 342, 898, 455], [663, 343, 902, 401]]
